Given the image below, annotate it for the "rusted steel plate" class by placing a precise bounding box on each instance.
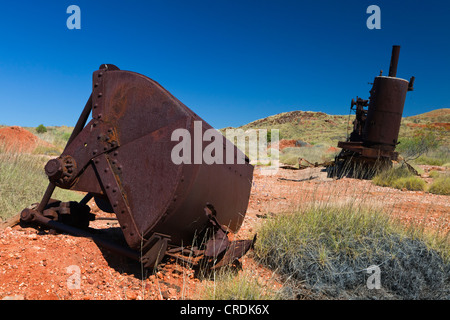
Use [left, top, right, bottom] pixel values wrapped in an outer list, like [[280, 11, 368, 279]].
[[362, 76, 409, 150], [48, 65, 254, 250]]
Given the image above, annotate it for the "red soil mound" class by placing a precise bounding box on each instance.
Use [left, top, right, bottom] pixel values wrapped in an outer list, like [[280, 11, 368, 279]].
[[279, 139, 297, 150], [270, 139, 297, 150], [0, 126, 53, 153]]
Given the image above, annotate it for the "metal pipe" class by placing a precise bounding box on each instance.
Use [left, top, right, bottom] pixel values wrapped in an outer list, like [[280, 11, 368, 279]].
[[36, 183, 56, 213], [408, 76, 415, 91], [388, 45, 401, 77], [65, 94, 93, 149]]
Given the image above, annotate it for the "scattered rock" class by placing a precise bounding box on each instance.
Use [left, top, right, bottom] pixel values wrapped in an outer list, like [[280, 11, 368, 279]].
[[0, 126, 55, 153], [2, 294, 25, 300]]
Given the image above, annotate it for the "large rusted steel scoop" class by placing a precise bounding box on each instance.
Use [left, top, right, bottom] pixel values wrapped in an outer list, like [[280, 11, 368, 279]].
[[20, 64, 254, 268]]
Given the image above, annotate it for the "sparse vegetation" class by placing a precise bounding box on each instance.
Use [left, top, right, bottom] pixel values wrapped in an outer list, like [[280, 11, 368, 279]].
[[279, 145, 338, 167], [32, 145, 62, 156], [225, 109, 449, 171], [255, 203, 450, 299], [396, 127, 440, 160], [414, 153, 449, 166], [231, 111, 349, 146], [28, 125, 73, 153], [372, 165, 426, 191], [397, 114, 449, 166], [372, 163, 450, 195], [428, 175, 450, 196], [0, 147, 84, 221], [201, 269, 281, 300], [429, 170, 441, 178], [391, 176, 426, 191]]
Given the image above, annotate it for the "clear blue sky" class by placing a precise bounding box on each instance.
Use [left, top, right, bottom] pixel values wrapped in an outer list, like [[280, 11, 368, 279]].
[[0, 0, 449, 129]]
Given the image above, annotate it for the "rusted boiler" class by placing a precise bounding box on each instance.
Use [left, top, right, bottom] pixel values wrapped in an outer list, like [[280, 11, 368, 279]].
[[332, 45, 415, 177]]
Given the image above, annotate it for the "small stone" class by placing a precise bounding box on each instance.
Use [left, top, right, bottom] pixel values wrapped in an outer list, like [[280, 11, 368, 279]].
[[2, 295, 25, 300], [28, 234, 38, 240], [126, 291, 138, 300]]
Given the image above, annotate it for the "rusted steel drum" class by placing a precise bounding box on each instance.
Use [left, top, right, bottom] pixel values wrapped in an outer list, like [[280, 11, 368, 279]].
[[55, 66, 254, 249], [362, 76, 410, 151]]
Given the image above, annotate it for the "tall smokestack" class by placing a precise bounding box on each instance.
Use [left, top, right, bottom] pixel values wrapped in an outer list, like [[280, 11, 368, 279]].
[[388, 45, 401, 77]]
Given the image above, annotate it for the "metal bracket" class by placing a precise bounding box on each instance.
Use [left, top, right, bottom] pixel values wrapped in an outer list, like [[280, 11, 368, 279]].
[[93, 154, 141, 249], [141, 233, 171, 269]]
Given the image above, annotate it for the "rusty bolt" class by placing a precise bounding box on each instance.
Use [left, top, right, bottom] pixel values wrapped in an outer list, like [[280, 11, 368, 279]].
[[45, 158, 63, 181], [20, 208, 36, 223]]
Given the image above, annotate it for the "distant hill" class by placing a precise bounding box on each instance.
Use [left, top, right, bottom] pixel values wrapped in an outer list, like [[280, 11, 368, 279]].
[[221, 108, 450, 147], [399, 108, 450, 143], [222, 111, 351, 147], [406, 108, 450, 121]]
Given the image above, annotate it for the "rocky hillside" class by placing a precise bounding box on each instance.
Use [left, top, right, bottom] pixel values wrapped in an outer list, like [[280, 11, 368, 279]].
[[222, 108, 450, 147]]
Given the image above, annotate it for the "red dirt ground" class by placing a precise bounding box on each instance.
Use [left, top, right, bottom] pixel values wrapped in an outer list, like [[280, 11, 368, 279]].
[[0, 126, 54, 153], [270, 139, 297, 150], [0, 165, 448, 300]]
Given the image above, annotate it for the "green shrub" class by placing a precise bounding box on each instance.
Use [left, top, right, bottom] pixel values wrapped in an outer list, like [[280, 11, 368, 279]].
[[372, 165, 426, 191], [428, 176, 450, 196], [391, 176, 426, 191], [397, 127, 440, 161], [414, 155, 446, 166], [36, 124, 47, 134], [255, 203, 450, 299], [372, 166, 410, 187], [31, 126, 73, 151], [429, 170, 441, 178]]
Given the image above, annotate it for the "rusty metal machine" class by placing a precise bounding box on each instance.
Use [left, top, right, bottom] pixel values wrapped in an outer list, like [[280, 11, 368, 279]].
[[19, 64, 254, 269], [331, 45, 415, 177]]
